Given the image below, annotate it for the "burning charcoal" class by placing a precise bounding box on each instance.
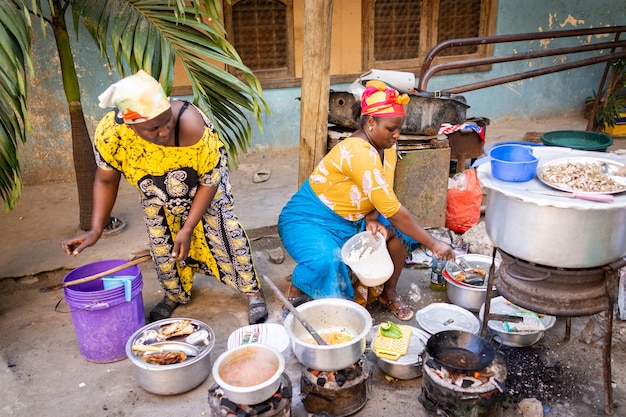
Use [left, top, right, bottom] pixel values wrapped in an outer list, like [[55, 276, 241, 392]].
[[280, 384, 292, 398], [335, 372, 346, 387], [254, 403, 271, 414], [316, 377, 326, 386], [220, 397, 239, 413], [461, 379, 474, 388]]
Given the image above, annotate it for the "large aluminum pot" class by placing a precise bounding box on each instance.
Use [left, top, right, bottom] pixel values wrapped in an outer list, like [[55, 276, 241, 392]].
[[284, 298, 372, 371], [484, 187, 626, 268], [443, 254, 501, 312], [125, 318, 215, 395], [212, 344, 285, 405]]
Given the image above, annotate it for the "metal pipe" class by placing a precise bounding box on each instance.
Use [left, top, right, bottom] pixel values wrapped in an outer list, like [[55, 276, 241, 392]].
[[417, 25, 626, 93]]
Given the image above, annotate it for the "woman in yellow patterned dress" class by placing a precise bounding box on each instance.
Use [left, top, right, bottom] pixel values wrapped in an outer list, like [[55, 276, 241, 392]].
[[61, 70, 268, 324], [278, 81, 455, 321]]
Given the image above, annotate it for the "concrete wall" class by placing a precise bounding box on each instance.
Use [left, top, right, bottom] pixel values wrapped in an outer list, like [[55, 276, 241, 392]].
[[19, 0, 626, 184]]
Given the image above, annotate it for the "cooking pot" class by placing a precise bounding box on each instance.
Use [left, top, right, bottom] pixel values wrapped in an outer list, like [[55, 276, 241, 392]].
[[484, 186, 626, 267], [477, 147, 626, 268], [426, 330, 495, 373], [443, 254, 501, 312], [284, 298, 372, 371], [376, 326, 430, 379], [212, 344, 285, 405], [328, 91, 468, 136], [125, 318, 215, 395]]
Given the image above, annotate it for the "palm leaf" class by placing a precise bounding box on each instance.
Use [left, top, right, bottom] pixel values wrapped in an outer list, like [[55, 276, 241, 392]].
[[0, 0, 33, 211], [73, 0, 269, 160]]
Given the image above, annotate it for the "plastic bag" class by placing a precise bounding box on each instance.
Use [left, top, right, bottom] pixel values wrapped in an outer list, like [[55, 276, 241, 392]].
[[445, 168, 482, 234]]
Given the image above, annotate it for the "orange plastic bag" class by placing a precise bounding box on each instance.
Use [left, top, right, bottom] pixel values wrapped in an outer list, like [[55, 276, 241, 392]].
[[445, 168, 482, 234]]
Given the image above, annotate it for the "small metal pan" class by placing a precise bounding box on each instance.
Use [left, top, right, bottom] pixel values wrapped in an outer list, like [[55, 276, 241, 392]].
[[426, 330, 495, 373]]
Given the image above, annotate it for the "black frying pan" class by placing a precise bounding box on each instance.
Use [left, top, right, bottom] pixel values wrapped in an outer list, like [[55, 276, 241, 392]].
[[426, 330, 495, 373]]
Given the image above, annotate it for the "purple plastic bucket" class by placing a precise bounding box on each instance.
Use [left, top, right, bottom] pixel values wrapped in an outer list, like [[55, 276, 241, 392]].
[[63, 260, 145, 363]]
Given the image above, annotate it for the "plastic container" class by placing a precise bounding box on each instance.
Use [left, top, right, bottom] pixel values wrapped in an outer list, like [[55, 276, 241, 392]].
[[63, 260, 145, 363], [541, 130, 613, 152], [489, 144, 538, 182], [341, 231, 393, 287]]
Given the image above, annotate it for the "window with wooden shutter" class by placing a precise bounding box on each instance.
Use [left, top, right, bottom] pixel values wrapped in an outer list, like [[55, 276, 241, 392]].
[[224, 0, 295, 87], [363, 0, 497, 74]]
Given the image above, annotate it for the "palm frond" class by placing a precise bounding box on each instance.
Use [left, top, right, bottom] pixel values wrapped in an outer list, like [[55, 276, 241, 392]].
[[73, 0, 269, 158], [0, 0, 33, 211]]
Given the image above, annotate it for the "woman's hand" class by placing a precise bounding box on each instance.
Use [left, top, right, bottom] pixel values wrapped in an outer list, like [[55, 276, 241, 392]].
[[365, 220, 388, 240], [171, 228, 193, 262], [61, 230, 102, 256], [430, 239, 455, 261]]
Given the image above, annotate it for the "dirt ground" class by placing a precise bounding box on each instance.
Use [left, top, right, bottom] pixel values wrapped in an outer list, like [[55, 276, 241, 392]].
[[3, 116, 626, 417]]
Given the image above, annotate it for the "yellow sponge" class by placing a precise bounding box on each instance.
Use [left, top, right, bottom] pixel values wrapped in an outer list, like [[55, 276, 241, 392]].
[[372, 325, 412, 360]]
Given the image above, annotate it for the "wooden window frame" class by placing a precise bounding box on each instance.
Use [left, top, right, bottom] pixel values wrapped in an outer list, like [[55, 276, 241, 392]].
[[224, 0, 298, 89], [361, 0, 498, 77]]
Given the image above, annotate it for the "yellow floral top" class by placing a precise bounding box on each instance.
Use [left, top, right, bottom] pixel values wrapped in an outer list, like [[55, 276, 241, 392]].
[[308, 136, 401, 221]]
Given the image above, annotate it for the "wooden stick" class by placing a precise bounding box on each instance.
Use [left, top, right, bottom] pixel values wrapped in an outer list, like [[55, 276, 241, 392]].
[[39, 255, 152, 293]]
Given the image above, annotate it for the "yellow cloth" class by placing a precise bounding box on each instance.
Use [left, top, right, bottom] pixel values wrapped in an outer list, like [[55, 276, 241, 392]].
[[308, 136, 401, 221], [98, 70, 171, 124]]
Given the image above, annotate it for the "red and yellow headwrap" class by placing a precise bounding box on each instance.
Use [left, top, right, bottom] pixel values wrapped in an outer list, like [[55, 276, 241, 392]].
[[97, 70, 171, 124], [360, 80, 410, 117]]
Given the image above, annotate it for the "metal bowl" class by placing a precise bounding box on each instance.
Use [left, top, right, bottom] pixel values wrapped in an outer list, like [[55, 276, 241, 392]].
[[212, 344, 285, 405], [443, 254, 501, 312], [284, 298, 372, 371], [125, 318, 215, 395], [479, 297, 556, 347]]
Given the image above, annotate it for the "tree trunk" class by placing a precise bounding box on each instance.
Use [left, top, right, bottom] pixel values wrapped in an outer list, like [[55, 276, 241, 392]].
[[51, 1, 97, 230], [298, 0, 334, 186]]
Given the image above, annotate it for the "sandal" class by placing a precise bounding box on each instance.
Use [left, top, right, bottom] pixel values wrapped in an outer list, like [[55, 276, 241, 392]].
[[149, 297, 180, 322], [248, 294, 268, 325], [379, 297, 415, 321], [282, 293, 312, 321]]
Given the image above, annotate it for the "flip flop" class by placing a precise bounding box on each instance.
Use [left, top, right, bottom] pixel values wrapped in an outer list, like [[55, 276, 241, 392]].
[[379, 297, 415, 321], [248, 294, 268, 324], [149, 297, 180, 322], [253, 168, 271, 183]]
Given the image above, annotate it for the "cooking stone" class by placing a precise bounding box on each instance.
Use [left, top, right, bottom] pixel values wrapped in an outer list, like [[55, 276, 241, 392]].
[[227, 323, 290, 353], [415, 303, 480, 334]]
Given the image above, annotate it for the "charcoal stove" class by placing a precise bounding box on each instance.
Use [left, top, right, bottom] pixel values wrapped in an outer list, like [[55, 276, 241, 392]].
[[300, 355, 369, 416], [419, 352, 507, 417], [208, 373, 292, 417], [482, 248, 626, 416]]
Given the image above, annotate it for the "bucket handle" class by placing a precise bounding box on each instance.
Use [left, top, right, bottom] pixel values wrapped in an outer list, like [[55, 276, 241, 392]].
[[54, 297, 111, 314]]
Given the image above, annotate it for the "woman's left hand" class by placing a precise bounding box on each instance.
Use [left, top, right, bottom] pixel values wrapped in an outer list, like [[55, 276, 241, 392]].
[[171, 228, 193, 262]]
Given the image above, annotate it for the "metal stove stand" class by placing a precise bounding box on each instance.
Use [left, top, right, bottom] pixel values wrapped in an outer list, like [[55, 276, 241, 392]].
[[480, 247, 626, 416]]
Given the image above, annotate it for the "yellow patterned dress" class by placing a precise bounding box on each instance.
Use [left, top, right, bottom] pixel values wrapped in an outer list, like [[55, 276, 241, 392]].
[[93, 109, 260, 304]]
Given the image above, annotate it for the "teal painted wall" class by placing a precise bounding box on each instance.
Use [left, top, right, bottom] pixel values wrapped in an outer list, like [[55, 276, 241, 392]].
[[19, 0, 626, 184]]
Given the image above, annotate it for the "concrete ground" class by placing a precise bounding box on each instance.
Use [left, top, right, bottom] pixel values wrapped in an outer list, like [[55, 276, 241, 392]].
[[2, 115, 626, 417]]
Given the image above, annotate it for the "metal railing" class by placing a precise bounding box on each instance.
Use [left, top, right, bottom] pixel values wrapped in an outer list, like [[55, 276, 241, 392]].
[[418, 25, 626, 94]]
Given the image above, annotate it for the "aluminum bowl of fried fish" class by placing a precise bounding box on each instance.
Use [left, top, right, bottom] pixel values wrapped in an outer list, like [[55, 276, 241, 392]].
[[126, 318, 215, 395]]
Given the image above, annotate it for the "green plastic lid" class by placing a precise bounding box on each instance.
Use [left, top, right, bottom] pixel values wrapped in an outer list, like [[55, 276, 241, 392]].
[[540, 130, 613, 152]]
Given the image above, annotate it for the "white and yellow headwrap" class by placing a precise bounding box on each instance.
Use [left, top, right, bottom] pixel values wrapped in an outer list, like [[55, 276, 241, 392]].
[[98, 70, 171, 124]]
